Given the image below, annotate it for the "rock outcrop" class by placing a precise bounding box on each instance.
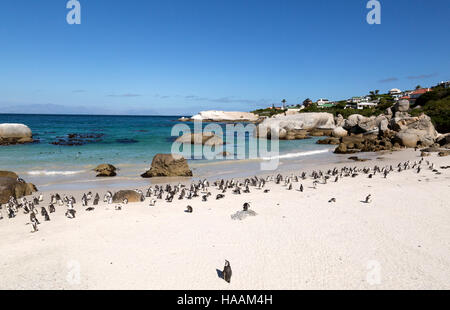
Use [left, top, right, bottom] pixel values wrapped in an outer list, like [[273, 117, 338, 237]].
[[94, 164, 117, 177], [112, 190, 144, 203], [141, 154, 193, 178], [255, 113, 335, 139], [393, 99, 410, 113], [332, 127, 348, 138], [175, 132, 224, 146], [0, 172, 38, 204], [190, 111, 259, 122], [0, 124, 33, 145]]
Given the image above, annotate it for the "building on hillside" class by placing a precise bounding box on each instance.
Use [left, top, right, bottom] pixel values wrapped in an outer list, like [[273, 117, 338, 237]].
[[409, 88, 431, 104], [399, 95, 410, 101], [389, 88, 403, 99], [347, 96, 369, 104], [356, 101, 378, 109], [389, 88, 402, 95], [317, 98, 334, 107], [437, 81, 449, 88]]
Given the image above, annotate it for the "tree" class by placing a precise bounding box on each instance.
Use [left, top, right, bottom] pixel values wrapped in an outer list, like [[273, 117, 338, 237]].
[[303, 98, 312, 107], [416, 85, 422, 90]]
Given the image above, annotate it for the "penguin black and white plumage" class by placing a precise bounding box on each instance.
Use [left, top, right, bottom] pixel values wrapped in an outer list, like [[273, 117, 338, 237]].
[[49, 204, 56, 213], [222, 260, 232, 283], [93, 194, 100, 205], [149, 199, 156, 207], [31, 220, 39, 233], [243, 203, 250, 212], [42, 208, 50, 221]]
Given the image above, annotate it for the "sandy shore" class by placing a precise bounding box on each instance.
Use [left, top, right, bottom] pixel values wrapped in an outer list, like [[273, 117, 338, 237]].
[[1, 149, 449, 289]]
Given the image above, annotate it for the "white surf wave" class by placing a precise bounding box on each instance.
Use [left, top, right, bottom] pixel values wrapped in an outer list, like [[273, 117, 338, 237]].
[[27, 170, 85, 176], [261, 149, 332, 161]]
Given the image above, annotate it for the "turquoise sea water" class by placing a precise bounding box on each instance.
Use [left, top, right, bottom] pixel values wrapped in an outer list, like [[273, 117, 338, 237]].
[[0, 114, 335, 190]]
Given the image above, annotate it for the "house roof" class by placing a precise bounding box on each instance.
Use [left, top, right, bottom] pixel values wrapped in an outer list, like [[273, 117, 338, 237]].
[[411, 88, 431, 95]]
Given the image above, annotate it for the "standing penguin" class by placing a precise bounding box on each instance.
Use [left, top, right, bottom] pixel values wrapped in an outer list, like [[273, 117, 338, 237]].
[[222, 260, 232, 283], [243, 203, 250, 212]]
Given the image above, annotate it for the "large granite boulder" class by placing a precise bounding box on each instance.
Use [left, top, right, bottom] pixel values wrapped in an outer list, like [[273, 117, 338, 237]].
[[395, 128, 435, 147], [332, 127, 348, 138], [0, 124, 33, 145], [255, 113, 335, 139], [0, 174, 38, 204], [393, 99, 410, 113], [395, 131, 419, 148], [175, 132, 224, 146], [344, 114, 367, 129], [112, 190, 144, 203], [94, 164, 117, 177], [141, 154, 193, 178], [0, 171, 19, 179], [334, 114, 345, 127], [390, 114, 438, 147]]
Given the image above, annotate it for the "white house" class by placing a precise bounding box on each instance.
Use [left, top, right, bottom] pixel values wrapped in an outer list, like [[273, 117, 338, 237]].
[[356, 102, 378, 109], [317, 98, 334, 107]]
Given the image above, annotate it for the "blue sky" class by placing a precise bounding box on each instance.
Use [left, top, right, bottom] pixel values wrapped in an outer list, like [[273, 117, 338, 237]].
[[0, 0, 449, 115]]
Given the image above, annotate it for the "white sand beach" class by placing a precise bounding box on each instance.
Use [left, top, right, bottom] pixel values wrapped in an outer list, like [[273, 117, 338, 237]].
[[1, 149, 449, 290]]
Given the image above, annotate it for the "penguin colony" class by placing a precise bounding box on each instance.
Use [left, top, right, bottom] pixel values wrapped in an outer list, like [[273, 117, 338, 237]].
[[0, 157, 444, 283]]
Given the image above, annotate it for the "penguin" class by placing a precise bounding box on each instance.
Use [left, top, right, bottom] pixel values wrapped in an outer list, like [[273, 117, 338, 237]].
[[29, 211, 40, 225], [299, 184, 304, 192], [328, 198, 336, 203], [185, 205, 193, 213], [222, 260, 232, 283], [243, 202, 250, 212], [123, 198, 128, 205], [86, 207, 95, 211], [49, 204, 56, 213], [264, 189, 270, 193], [115, 205, 122, 211], [288, 184, 293, 190], [31, 220, 39, 233], [149, 199, 156, 207], [216, 194, 225, 200], [93, 194, 100, 206], [41, 207, 50, 221], [364, 194, 372, 204]]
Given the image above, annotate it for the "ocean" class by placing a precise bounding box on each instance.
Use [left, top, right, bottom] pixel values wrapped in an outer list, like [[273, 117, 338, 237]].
[[0, 114, 336, 190]]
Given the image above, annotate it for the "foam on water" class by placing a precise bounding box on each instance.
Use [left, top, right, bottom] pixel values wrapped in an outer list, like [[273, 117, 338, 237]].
[[27, 170, 85, 176]]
